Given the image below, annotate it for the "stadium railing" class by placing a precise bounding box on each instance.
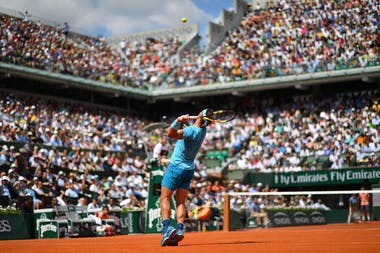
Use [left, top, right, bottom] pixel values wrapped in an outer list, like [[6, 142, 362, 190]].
[[222, 189, 380, 231]]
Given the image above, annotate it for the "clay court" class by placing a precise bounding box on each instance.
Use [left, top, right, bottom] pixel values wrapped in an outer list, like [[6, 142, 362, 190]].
[[1, 222, 380, 253]]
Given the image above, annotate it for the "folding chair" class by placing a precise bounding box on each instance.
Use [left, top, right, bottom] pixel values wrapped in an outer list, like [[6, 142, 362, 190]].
[[66, 205, 96, 237], [43, 205, 70, 238]]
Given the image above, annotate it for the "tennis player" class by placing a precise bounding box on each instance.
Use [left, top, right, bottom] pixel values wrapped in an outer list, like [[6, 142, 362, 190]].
[[160, 108, 213, 246]]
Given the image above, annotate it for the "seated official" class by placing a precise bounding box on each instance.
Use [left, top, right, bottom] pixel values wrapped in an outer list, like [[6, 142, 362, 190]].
[[249, 197, 269, 227]]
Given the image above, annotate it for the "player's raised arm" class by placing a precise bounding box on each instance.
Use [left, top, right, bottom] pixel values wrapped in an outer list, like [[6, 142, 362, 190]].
[[167, 114, 190, 139]]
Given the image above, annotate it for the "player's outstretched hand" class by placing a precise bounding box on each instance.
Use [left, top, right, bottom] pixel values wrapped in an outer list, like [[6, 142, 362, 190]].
[[177, 114, 190, 123]]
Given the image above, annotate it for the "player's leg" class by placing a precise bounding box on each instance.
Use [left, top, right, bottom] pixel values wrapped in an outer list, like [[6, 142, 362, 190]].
[[366, 206, 371, 221], [262, 212, 269, 227], [175, 188, 188, 223], [160, 186, 177, 246], [173, 169, 194, 242], [347, 207, 352, 223], [174, 188, 188, 242], [360, 205, 364, 221], [160, 165, 178, 246], [361, 205, 369, 221], [160, 186, 174, 220]]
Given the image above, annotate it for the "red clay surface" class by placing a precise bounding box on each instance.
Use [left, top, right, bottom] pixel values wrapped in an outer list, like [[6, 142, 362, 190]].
[[1, 222, 380, 253]]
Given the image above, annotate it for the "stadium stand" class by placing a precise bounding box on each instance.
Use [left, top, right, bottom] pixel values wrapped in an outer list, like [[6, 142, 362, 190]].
[[0, 85, 378, 213], [0, 1, 379, 239], [228, 89, 380, 173], [174, 0, 380, 87], [0, 11, 187, 90], [1, 0, 379, 90]]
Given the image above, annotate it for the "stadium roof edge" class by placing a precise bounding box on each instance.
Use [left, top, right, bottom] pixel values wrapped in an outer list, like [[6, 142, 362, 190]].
[[1, 62, 379, 101], [150, 66, 380, 99], [0, 62, 151, 100], [106, 24, 198, 45]]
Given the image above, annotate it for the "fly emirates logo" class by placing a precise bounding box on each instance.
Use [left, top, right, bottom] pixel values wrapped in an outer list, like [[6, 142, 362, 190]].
[[274, 169, 380, 186]]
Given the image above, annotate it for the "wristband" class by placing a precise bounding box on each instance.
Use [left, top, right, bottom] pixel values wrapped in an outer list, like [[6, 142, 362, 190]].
[[170, 120, 181, 130]]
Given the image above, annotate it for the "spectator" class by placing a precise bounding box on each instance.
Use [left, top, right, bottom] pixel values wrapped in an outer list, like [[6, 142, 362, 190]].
[[89, 176, 101, 192], [312, 198, 330, 211], [359, 187, 371, 221], [0, 175, 18, 201], [7, 167, 17, 185], [55, 190, 67, 206], [31, 180, 49, 199], [153, 135, 170, 164], [95, 205, 116, 236], [14, 176, 28, 197], [63, 22, 70, 37], [88, 198, 101, 211], [65, 182, 79, 199], [77, 197, 88, 209], [97, 205, 111, 219], [18, 10, 31, 22], [25, 180, 43, 209], [44, 196, 61, 208], [107, 183, 124, 203]]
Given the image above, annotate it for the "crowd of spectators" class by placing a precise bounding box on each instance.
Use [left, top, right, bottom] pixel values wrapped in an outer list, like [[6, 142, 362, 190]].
[[0, 93, 148, 153], [0, 92, 149, 211], [1, 0, 379, 89], [0, 91, 233, 212], [183, 0, 380, 85], [0, 0, 379, 212], [0, 87, 378, 214], [230, 89, 380, 173], [0, 12, 181, 89]]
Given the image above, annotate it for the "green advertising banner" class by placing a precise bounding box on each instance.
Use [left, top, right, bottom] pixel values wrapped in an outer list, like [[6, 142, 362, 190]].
[[0, 214, 32, 240], [273, 167, 380, 187], [266, 209, 326, 227], [37, 220, 60, 238], [247, 167, 380, 188], [145, 165, 176, 233], [34, 208, 55, 235]]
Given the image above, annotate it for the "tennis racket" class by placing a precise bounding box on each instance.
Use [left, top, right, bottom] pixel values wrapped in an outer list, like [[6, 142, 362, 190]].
[[189, 109, 236, 123]]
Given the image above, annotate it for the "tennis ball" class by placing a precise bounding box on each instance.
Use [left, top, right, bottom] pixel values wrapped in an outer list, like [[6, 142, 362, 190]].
[[181, 17, 187, 23]]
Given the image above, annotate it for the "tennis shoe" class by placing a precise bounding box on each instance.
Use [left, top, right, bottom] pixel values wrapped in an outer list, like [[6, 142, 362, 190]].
[[174, 223, 185, 242], [160, 225, 177, 246]]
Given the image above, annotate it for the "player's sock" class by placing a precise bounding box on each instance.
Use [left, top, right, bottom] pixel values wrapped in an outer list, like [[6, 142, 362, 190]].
[[162, 218, 170, 230]]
